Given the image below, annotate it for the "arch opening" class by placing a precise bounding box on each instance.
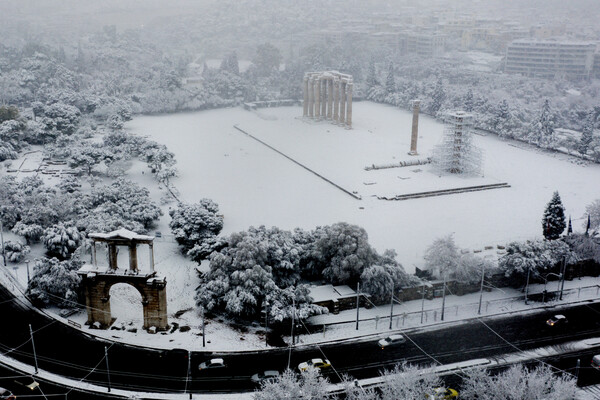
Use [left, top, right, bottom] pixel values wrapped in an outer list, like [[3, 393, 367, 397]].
[[109, 282, 144, 329]]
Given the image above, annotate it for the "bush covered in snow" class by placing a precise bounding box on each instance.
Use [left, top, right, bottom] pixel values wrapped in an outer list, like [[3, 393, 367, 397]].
[[169, 200, 224, 261], [498, 238, 578, 286], [26, 258, 83, 308], [42, 223, 83, 260], [0, 241, 30, 263], [196, 223, 412, 323]]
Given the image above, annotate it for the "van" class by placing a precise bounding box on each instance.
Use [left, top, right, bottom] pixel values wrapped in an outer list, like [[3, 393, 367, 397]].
[[591, 355, 600, 370]]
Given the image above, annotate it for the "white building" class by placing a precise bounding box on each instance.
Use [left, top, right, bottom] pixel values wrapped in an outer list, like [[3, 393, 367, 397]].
[[505, 39, 596, 80]]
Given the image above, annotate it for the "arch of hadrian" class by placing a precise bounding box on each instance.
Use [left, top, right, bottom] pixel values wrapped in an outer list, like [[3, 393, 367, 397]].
[[303, 71, 353, 129]]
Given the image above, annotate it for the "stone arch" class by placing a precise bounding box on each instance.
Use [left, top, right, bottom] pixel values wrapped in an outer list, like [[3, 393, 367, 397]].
[[78, 229, 168, 332]]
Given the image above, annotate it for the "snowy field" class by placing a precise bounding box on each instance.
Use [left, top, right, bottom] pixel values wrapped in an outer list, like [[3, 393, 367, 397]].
[[126, 102, 600, 270]]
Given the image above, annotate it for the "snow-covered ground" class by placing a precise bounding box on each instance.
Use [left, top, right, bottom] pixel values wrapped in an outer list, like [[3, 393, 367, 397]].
[[3, 101, 600, 352], [126, 102, 600, 270]]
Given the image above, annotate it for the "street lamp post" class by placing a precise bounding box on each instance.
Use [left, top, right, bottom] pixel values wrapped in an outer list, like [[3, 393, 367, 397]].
[[420, 282, 426, 324], [441, 274, 447, 321], [524, 266, 531, 305], [478, 262, 485, 315]]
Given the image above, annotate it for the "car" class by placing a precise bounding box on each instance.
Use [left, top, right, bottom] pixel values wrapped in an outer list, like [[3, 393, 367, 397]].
[[428, 387, 459, 399], [298, 358, 331, 372], [546, 314, 568, 327], [13, 377, 39, 392], [378, 334, 406, 349], [0, 387, 16, 400], [198, 358, 226, 371], [251, 370, 280, 384], [591, 355, 600, 370]]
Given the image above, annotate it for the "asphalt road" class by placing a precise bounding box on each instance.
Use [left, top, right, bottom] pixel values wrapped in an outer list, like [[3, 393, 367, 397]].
[[2, 284, 600, 395]]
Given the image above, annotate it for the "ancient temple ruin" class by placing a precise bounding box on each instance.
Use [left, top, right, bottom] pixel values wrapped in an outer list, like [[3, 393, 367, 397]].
[[303, 71, 353, 129], [77, 228, 168, 331]]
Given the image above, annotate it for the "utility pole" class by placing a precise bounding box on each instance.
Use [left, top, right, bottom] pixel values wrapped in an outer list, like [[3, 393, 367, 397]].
[[291, 297, 296, 346], [186, 350, 191, 399], [355, 282, 360, 331], [388, 282, 394, 330], [104, 346, 111, 392], [29, 324, 38, 374], [525, 266, 531, 305], [0, 218, 6, 267], [478, 262, 485, 315], [420, 282, 426, 324], [576, 359, 581, 385], [559, 256, 566, 300], [264, 301, 269, 348], [201, 307, 205, 348], [26, 260, 30, 283], [441, 274, 447, 321]]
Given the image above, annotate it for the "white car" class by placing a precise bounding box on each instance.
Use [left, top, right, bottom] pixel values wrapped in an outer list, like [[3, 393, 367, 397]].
[[546, 314, 568, 327], [251, 370, 280, 384], [378, 334, 406, 349], [198, 358, 226, 371], [298, 358, 331, 372]]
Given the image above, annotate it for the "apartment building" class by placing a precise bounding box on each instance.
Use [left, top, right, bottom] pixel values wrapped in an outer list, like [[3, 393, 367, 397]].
[[505, 39, 596, 80]]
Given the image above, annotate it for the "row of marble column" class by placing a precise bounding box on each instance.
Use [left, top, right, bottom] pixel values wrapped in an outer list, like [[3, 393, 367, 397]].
[[303, 74, 353, 129]]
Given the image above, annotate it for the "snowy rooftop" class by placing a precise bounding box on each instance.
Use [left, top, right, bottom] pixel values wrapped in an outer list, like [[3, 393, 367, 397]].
[[88, 228, 155, 242], [309, 284, 357, 303]]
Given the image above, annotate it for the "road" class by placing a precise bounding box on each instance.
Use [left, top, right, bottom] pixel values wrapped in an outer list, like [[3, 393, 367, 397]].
[[2, 284, 600, 395]]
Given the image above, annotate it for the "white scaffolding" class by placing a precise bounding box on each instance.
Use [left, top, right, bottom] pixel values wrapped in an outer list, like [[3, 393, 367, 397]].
[[431, 111, 483, 176]]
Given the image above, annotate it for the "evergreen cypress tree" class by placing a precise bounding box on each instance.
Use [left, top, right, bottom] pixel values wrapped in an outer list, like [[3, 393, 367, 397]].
[[428, 78, 445, 114], [385, 62, 395, 94], [366, 58, 378, 89], [542, 191, 566, 240], [464, 89, 474, 112], [579, 111, 594, 156]]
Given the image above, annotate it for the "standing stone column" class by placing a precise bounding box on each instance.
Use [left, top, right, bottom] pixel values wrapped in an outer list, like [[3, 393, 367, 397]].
[[129, 244, 138, 272], [327, 79, 333, 119], [339, 81, 346, 124], [320, 79, 327, 117], [303, 76, 309, 117], [409, 99, 420, 155], [346, 82, 353, 129], [333, 78, 340, 122], [308, 77, 314, 117], [314, 78, 321, 118]]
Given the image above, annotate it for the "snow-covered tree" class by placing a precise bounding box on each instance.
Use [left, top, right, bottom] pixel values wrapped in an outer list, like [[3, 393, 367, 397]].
[[57, 175, 82, 194], [254, 368, 329, 400], [12, 221, 45, 244], [463, 89, 474, 112], [455, 253, 495, 284], [385, 62, 395, 94], [26, 258, 82, 308], [252, 43, 282, 76], [530, 99, 556, 148], [578, 111, 594, 156], [543, 191, 566, 240], [380, 362, 441, 400], [427, 78, 445, 115], [42, 222, 83, 260], [498, 238, 576, 286], [0, 241, 30, 263], [169, 200, 224, 261], [220, 51, 240, 75], [67, 143, 106, 175], [423, 235, 459, 279], [360, 251, 417, 303], [366, 58, 378, 90], [564, 233, 600, 264], [460, 364, 577, 400], [584, 199, 600, 234], [306, 223, 379, 286]]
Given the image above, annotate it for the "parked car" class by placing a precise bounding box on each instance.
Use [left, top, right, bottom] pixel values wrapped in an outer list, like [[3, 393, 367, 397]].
[[428, 387, 459, 399], [251, 370, 280, 384], [591, 355, 600, 370], [298, 358, 331, 372], [377, 334, 406, 349], [198, 358, 226, 371], [0, 387, 16, 400], [546, 314, 568, 327]]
